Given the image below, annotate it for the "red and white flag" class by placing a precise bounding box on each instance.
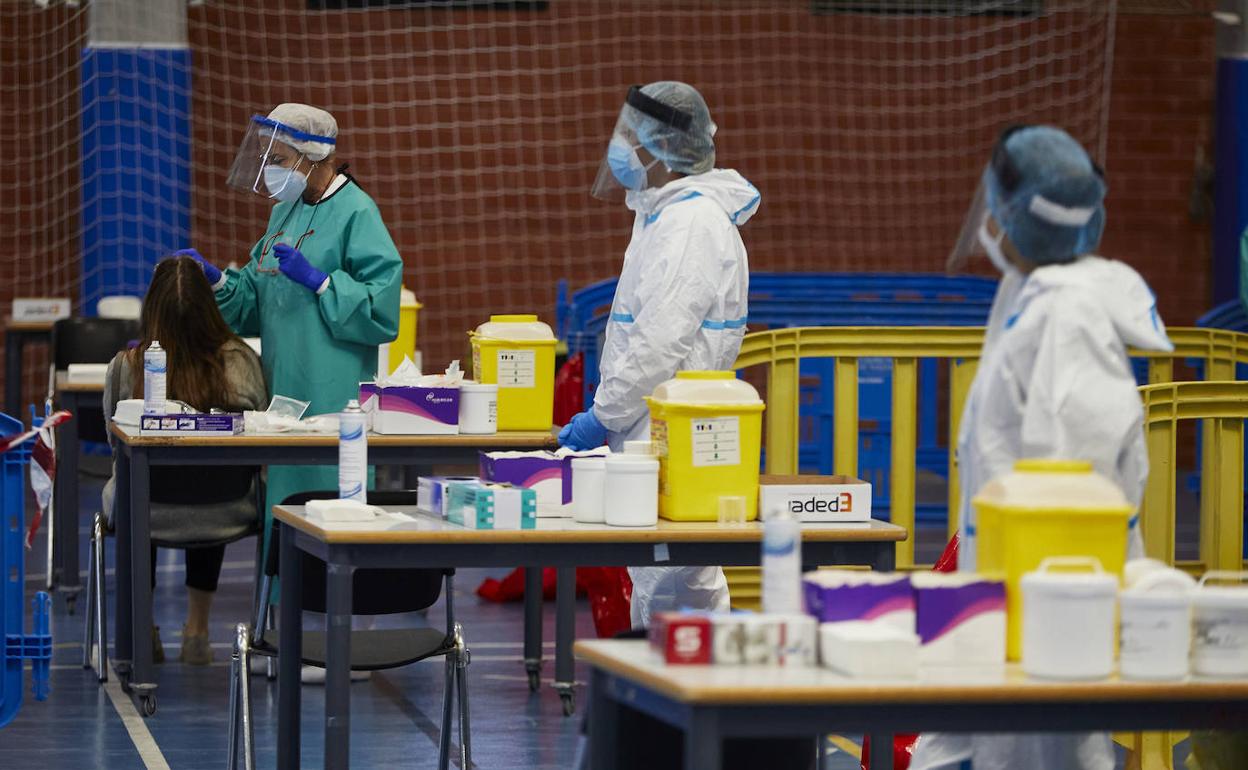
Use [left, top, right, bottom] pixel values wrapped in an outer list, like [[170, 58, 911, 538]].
[[0, 411, 72, 549]]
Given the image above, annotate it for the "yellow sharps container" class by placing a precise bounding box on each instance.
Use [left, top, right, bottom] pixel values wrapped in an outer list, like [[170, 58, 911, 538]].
[[385, 288, 422, 375], [470, 315, 556, 431], [973, 459, 1131, 661], [646, 371, 765, 521]]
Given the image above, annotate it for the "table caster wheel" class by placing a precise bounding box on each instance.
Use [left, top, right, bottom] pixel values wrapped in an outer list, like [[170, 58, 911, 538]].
[[140, 694, 157, 717], [527, 668, 541, 692], [65, 594, 77, 616], [560, 691, 575, 717]]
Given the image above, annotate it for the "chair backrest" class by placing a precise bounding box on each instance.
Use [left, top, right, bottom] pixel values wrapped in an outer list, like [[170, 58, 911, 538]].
[[51, 317, 139, 370], [273, 490, 444, 615]]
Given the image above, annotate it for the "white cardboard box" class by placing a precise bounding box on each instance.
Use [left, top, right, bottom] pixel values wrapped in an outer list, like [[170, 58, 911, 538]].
[[11, 298, 71, 323], [759, 474, 872, 522]]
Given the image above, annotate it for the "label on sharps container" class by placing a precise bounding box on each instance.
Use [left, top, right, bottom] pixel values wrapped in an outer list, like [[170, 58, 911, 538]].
[[497, 349, 536, 388], [691, 416, 740, 467]]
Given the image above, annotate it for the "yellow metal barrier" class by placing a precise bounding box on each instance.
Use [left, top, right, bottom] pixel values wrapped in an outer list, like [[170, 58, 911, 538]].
[[1140, 380, 1248, 573], [730, 326, 1248, 571]]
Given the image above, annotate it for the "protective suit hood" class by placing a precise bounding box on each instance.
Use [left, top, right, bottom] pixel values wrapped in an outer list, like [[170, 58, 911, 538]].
[[625, 169, 761, 226], [1016, 255, 1173, 354]]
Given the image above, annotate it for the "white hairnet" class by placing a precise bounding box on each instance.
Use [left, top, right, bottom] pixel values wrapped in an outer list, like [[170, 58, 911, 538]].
[[265, 103, 338, 162], [629, 81, 717, 175]]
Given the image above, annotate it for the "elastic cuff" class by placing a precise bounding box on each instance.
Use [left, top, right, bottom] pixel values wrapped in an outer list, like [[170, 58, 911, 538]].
[[211, 273, 228, 291], [315, 275, 331, 295]]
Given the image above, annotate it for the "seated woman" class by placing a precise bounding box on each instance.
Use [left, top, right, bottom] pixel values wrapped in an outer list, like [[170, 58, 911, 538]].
[[103, 256, 268, 665]]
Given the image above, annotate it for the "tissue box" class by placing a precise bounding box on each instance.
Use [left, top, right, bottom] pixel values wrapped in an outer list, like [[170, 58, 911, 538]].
[[479, 449, 610, 517], [651, 612, 713, 665], [369, 385, 460, 435], [803, 571, 915, 632], [912, 573, 1006, 666], [417, 476, 480, 518], [446, 482, 536, 530], [820, 621, 919, 678], [759, 474, 872, 522], [139, 413, 243, 437]]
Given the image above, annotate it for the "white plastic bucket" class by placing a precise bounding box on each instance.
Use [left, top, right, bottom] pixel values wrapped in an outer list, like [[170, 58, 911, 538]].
[[604, 454, 659, 527], [1192, 571, 1248, 678], [571, 457, 607, 524], [1119, 564, 1195, 681], [458, 381, 498, 435], [1021, 557, 1117, 680]]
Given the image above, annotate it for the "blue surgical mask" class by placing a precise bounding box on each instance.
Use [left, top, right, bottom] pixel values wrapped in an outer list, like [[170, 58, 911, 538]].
[[607, 136, 657, 191], [264, 164, 308, 203]]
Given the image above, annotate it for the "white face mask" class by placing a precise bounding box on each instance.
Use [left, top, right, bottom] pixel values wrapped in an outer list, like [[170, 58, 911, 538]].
[[264, 164, 309, 203], [977, 220, 1014, 275]]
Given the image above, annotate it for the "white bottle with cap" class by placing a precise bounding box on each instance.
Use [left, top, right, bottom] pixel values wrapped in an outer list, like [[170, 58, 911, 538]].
[[604, 454, 659, 527], [143, 341, 167, 415], [459, 380, 498, 435], [571, 456, 607, 524], [339, 399, 368, 503]]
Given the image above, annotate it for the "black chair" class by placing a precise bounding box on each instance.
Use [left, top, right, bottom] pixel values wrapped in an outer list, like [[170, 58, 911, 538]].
[[51, 317, 139, 444], [81, 467, 264, 700], [227, 490, 470, 770]]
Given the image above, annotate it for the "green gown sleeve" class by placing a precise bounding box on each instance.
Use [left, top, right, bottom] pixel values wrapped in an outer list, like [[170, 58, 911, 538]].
[[316, 203, 403, 346], [215, 244, 264, 338]]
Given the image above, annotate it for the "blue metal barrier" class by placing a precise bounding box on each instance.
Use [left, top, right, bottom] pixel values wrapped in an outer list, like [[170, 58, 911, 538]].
[[560, 273, 1000, 521], [1, 412, 52, 729]]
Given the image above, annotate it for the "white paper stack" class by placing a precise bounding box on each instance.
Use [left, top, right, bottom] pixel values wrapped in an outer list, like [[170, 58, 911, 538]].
[[819, 621, 919, 679]]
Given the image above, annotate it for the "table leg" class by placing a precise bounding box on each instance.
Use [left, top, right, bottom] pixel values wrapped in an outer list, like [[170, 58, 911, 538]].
[[325, 554, 355, 769], [587, 668, 621, 770], [867, 732, 893, 770], [128, 446, 156, 713], [873, 542, 896, 572], [523, 566, 542, 692], [54, 390, 82, 594], [278, 524, 304, 770], [114, 448, 133, 674], [4, 330, 22, 420], [555, 566, 576, 715], [683, 709, 722, 770]]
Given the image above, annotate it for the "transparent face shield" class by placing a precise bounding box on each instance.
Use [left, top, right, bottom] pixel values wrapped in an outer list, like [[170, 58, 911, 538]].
[[590, 85, 694, 202], [946, 180, 993, 274], [225, 115, 332, 199]]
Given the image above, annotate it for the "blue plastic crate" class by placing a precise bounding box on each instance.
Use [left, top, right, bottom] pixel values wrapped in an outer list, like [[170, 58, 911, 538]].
[[1, 411, 52, 729]]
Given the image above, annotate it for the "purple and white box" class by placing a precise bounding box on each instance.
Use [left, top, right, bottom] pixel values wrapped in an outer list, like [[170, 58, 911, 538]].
[[140, 413, 243, 437], [912, 573, 1006, 666], [363, 384, 460, 435], [479, 448, 610, 517], [803, 571, 915, 633]]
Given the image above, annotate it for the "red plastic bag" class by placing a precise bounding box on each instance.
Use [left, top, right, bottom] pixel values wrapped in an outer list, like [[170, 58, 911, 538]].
[[476, 567, 565, 602], [860, 535, 959, 770], [579, 567, 634, 638], [553, 352, 585, 427]]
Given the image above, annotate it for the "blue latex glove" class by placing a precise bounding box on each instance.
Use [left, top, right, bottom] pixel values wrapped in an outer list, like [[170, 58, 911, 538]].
[[174, 248, 222, 286], [272, 242, 329, 293], [558, 409, 609, 451]]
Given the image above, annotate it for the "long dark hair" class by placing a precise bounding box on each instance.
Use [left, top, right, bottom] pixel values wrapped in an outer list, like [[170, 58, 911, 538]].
[[127, 257, 244, 410]]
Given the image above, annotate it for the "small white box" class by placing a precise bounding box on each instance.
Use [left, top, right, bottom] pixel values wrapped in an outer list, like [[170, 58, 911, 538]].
[[11, 298, 70, 323], [417, 476, 479, 518], [820, 621, 919, 679], [759, 475, 872, 522]]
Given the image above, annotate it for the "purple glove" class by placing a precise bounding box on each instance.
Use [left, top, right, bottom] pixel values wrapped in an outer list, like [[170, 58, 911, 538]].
[[174, 248, 222, 285], [272, 243, 329, 293]]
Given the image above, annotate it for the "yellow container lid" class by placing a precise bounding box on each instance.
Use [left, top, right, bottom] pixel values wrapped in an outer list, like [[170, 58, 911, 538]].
[[472, 315, 554, 341], [650, 371, 762, 405], [973, 458, 1131, 513]]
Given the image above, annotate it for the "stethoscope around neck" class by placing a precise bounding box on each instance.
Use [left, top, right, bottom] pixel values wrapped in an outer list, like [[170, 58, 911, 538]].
[[256, 162, 349, 274]]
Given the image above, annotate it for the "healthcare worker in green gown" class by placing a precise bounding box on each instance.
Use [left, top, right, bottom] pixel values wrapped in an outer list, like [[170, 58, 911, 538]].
[[177, 102, 402, 518]]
